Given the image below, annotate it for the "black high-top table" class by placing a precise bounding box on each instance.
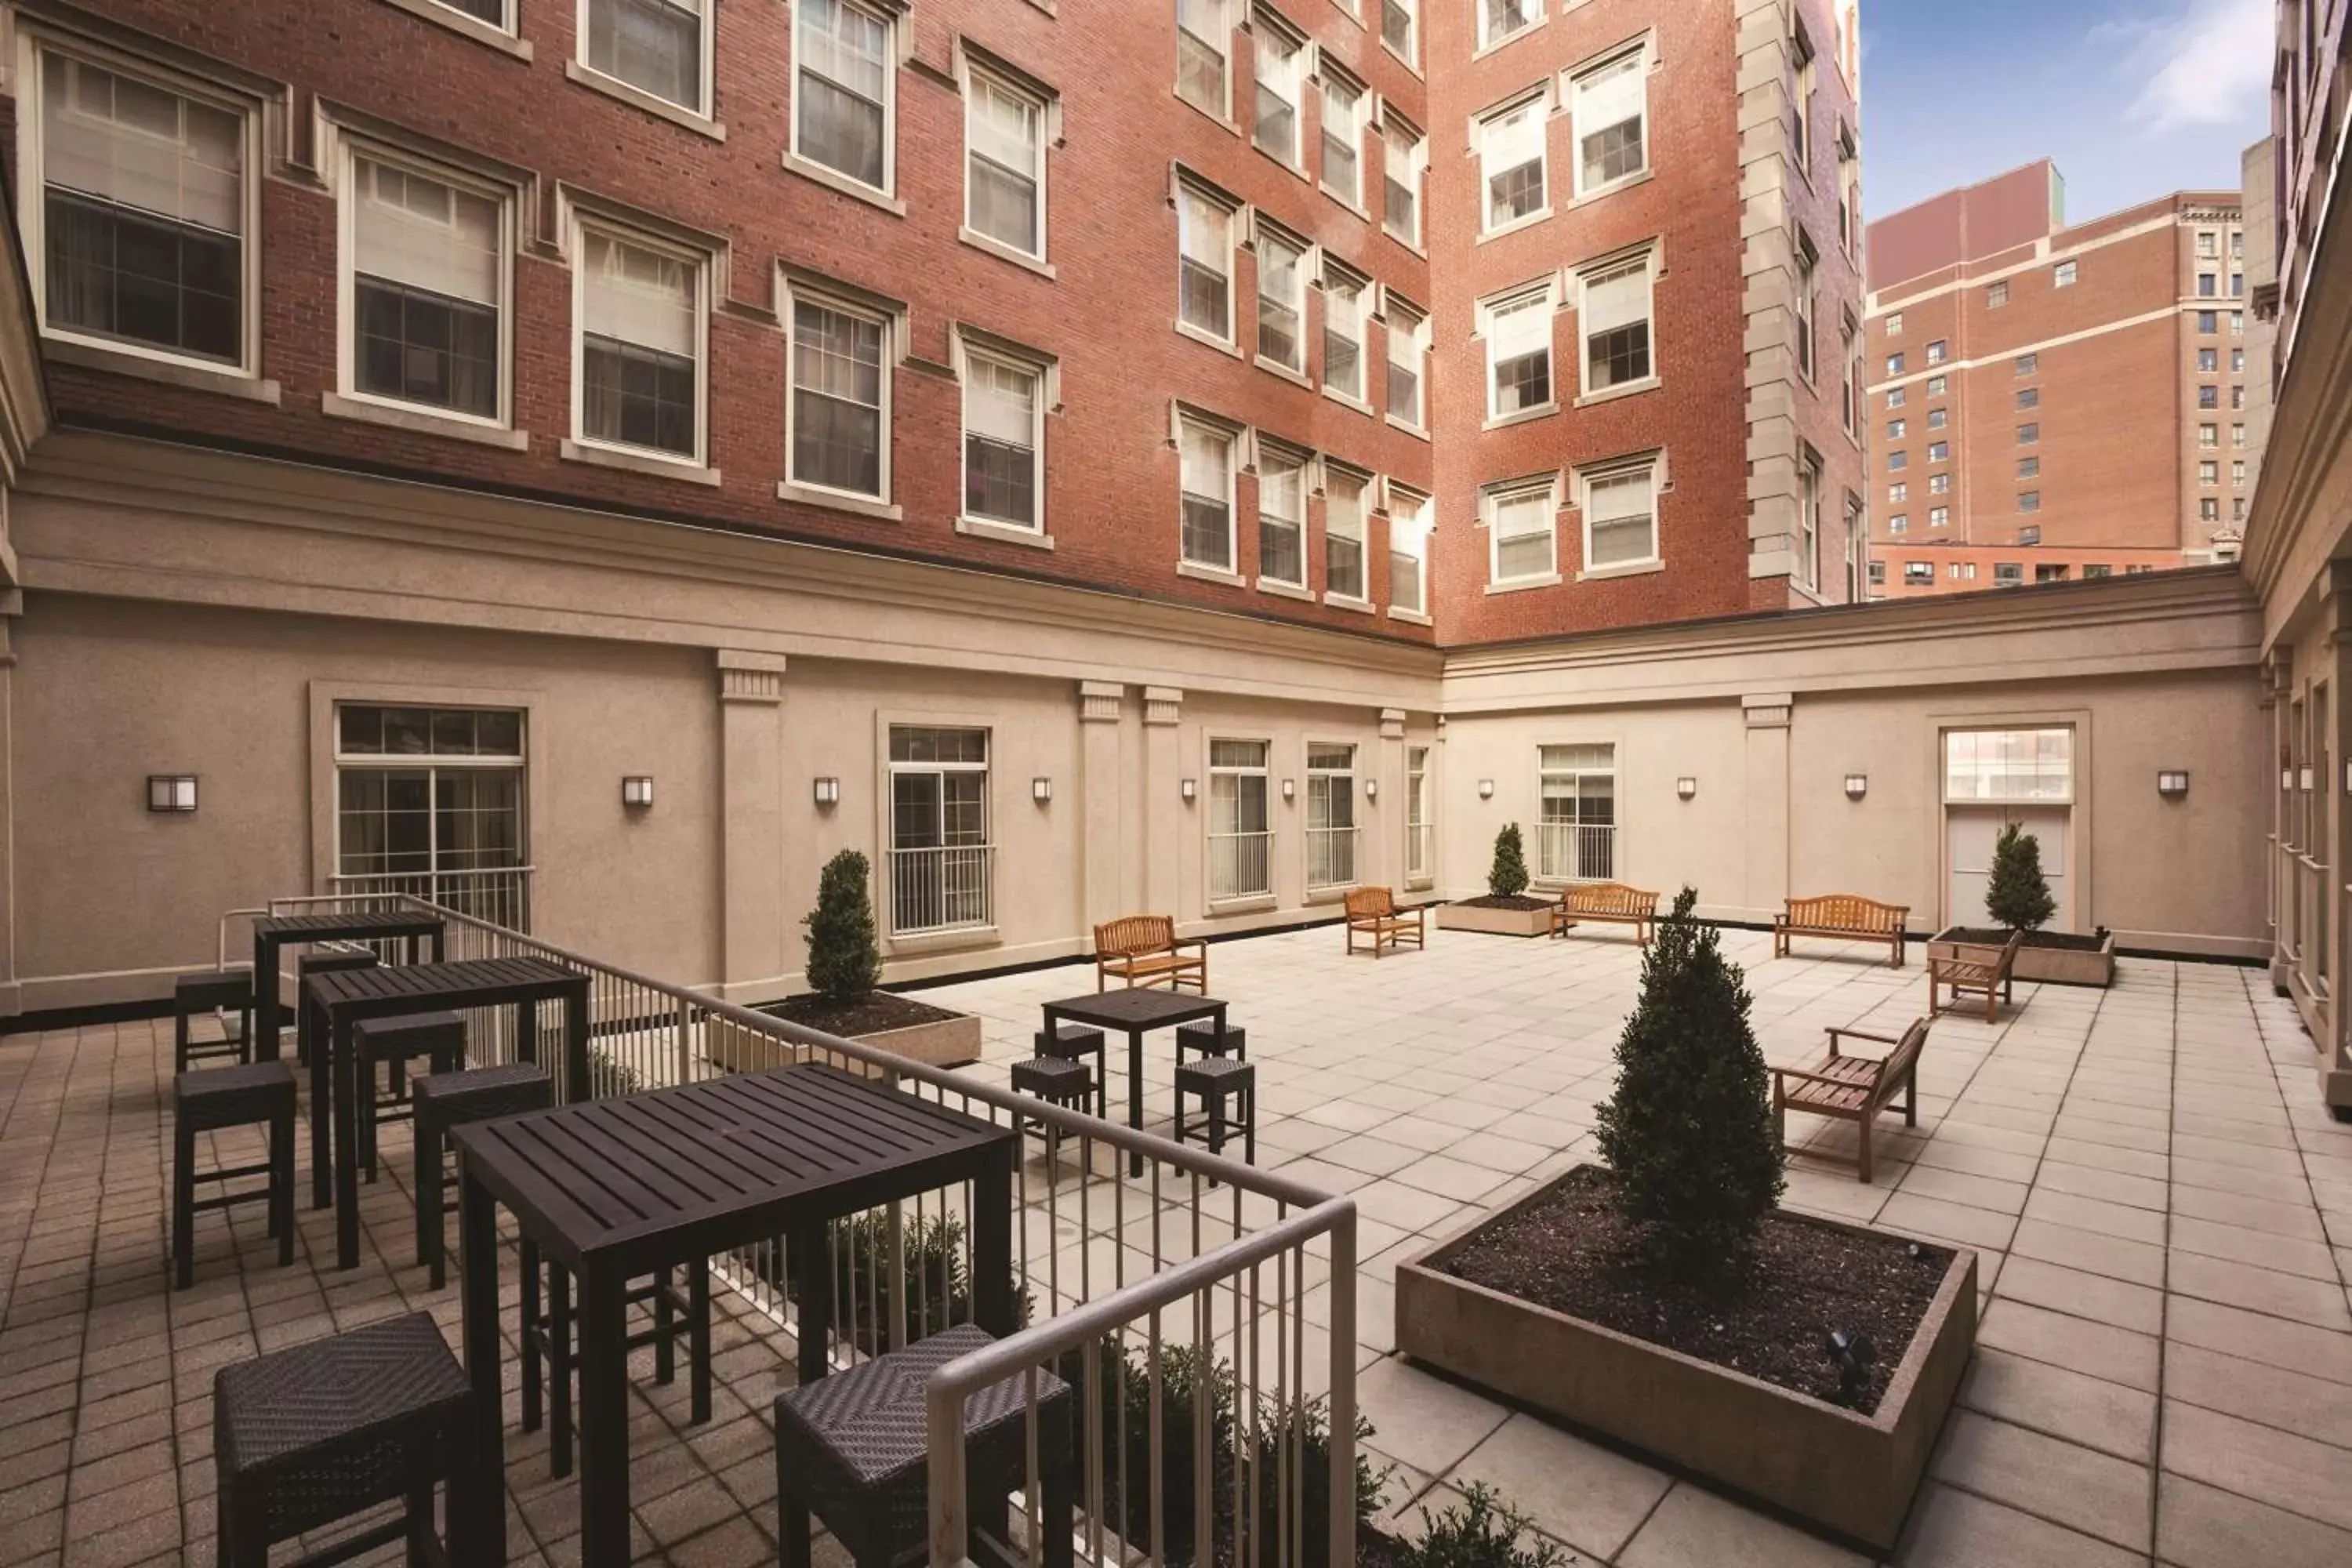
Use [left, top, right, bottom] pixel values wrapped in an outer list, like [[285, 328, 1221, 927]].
[[250, 909, 446, 1058], [1039, 987, 1232, 1174]]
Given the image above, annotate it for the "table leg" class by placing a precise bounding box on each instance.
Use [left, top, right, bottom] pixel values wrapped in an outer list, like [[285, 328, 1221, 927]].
[[565, 986, 590, 1102], [253, 934, 278, 1062], [1128, 1026, 1145, 1178], [688, 1258, 711, 1425], [335, 1011, 361, 1270], [310, 989, 334, 1210], [457, 1165, 506, 1568], [792, 1219, 832, 1387], [432, 924, 446, 964], [576, 1264, 631, 1568], [973, 1143, 1015, 1335]]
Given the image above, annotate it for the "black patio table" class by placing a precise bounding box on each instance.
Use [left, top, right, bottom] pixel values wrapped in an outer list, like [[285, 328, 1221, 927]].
[[451, 1062, 1018, 1568], [307, 957, 590, 1269], [249, 909, 447, 1059], [1040, 988, 1232, 1174]]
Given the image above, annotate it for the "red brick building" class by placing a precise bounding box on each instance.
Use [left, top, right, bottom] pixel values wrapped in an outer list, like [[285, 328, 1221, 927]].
[[1864, 161, 2249, 600]]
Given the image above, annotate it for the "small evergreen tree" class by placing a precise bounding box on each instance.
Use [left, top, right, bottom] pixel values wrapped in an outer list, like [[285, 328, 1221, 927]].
[[803, 848, 882, 1000], [1984, 822, 2056, 931], [1593, 887, 1784, 1283], [1488, 823, 1530, 899]]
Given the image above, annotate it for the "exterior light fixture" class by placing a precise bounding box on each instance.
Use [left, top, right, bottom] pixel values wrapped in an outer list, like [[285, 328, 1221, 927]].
[[1844, 774, 1868, 800], [147, 775, 198, 813], [813, 776, 841, 808], [2302, 767, 2317, 792], [2283, 767, 2296, 791], [1677, 777, 1697, 800], [621, 775, 655, 809], [1032, 777, 1052, 804], [1477, 779, 1495, 799], [1181, 777, 1197, 802], [2156, 770, 2190, 798], [1281, 779, 1296, 802], [1364, 778, 1380, 801]]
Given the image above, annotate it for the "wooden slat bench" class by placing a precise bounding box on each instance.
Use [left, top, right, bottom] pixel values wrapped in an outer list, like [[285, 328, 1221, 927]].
[[1774, 894, 1911, 967], [1928, 929, 2024, 1022], [1093, 914, 1207, 994], [1773, 1017, 1930, 1182], [1549, 882, 1661, 946], [1345, 887, 1425, 958]]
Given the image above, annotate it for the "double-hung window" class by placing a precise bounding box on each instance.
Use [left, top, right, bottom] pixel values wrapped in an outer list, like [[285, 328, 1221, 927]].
[[1177, 177, 1235, 342], [443, 0, 508, 20], [1537, 744, 1616, 881], [1577, 248, 1654, 396], [1479, 93, 1548, 231], [1382, 112, 1424, 245], [575, 223, 702, 461], [1795, 237, 1817, 380], [1486, 477, 1557, 584], [1257, 441, 1307, 586], [887, 727, 992, 936], [1178, 413, 1236, 570], [1797, 451, 1821, 590], [1381, 0, 1416, 65], [794, 0, 894, 194], [960, 339, 1045, 531], [1322, 260, 1367, 402], [31, 50, 249, 370], [1570, 45, 1647, 197], [1579, 454, 1659, 570], [1388, 486, 1429, 614], [1326, 466, 1368, 600], [1483, 281, 1555, 419], [1256, 223, 1306, 372], [336, 705, 528, 927], [584, 0, 707, 115], [1385, 293, 1428, 426], [1251, 15, 1306, 167], [1207, 739, 1272, 901], [347, 151, 507, 423], [1320, 68, 1364, 207], [1176, 0, 1229, 116], [787, 285, 890, 499], [1406, 745, 1431, 883], [1305, 744, 1359, 890], [965, 66, 1047, 259], [1479, 0, 1537, 51]]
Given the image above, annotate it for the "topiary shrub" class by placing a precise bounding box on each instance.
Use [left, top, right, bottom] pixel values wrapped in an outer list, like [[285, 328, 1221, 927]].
[[804, 848, 883, 1000], [1984, 821, 2057, 932], [1487, 824, 1530, 899], [1403, 1483, 1571, 1568], [1592, 887, 1784, 1284]]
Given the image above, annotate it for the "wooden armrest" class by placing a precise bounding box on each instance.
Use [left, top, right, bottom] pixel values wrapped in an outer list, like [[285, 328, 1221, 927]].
[[1775, 1064, 1878, 1089], [1174, 938, 1208, 957], [1825, 1025, 1900, 1045]]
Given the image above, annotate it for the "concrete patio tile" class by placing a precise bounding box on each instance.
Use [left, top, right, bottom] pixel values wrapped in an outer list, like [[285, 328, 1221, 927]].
[[1350, 1181, 1466, 1236], [1616, 1480, 1866, 1567], [1893, 1483, 2144, 1568], [2165, 1213, 2341, 1280], [2155, 1472, 2352, 1568], [1977, 1299, 2160, 1392], [1910, 1138, 2042, 1185], [1930, 1410, 2151, 1553], [1356, 1356, 1510, 1478], [1878, 1192, 2018, 1251], [2167, 1253, 2352, 1331], [1390, 1155, 1512, 1205], [2020, 1189, 2167, 1246], [2164, 1295, 2352, 1385], [2031, 1160, 2169, 1212], [2008, 1217, 2168, 1287], [2160, 1400, 2352, 1533], [1447, 1411, 1671, 1560], [1314, 1136, 1432, 1180], [1991, 1256, 2164, 1336], [1956, 1346, 2154, 1464], [2041, 1135, 2169, 1181], [1897, 1164, 2031, 1216], [2168, 1153, 2312, 1203], [2169, 1183, 2332, 1243], [2161, 1340, 2352, 1450]]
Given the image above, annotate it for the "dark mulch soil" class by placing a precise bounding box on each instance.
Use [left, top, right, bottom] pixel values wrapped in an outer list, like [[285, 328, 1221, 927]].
[[1444, 1167, 1951, 1415], [1944, 926, 2107, 952], [762, 990, 962, 1036], [1456, 895, 1556, 912]]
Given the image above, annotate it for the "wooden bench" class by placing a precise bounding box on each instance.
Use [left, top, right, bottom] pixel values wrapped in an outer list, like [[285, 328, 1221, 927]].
[[1929, 929, 2024, 1022], [1549, 882, 1661, 946], [1093, 914, 1207, 994], [1773, 1018, 1930, 1183], [1774, 894, 1911, 967], [1345, 887, 1425, 958]]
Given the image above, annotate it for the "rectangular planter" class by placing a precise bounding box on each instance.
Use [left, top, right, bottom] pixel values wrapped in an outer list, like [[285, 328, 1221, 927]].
[[706, 1007, 983, 1073], [1396, 1167, 1977, 1552], [1928, 927, 2115, 987], [1434, 902, 1554, 938]]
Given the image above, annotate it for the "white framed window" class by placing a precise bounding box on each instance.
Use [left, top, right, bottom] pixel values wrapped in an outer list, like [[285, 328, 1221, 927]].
[[1888, 419, 1907, 440], [2199, 422, 2218, 448], [959, 337, 1047, 532], [1929, 505, 1949, 527], [1207, 738, 1272, 900], [24, 46, 255, 375], [1177, 176, 1236, 343], [1326, 464, 1368, 599], [786, 281, 891, 499], [1479, 0, 1539, 50], [1887, 385, 1905, 408], [1944, 728, 2072, 804], [1486, 476, 1558, 584], [1322, 258, 1368, 403], [1482, 280, 1555, 419], [1987, 279, 2009, 308], [1251, 12, 1308, 167], [441, 0, 510, 21], [1537, 743, 1616, 881], [1381, 0, 1416, 67], [1926, 339, 1946, 365], [1388, 485, 1429, 614], [1577, 453, 1658, 570], [1795, 235, 1817, 381], [1178, 412, 1236, 570], [2196, 230, 2217, 258], [1904, 562, 1931, 584], [1305, 742, 1359, 889], [1256, 222, 1307, 373], [1381, 110, 1424, 245], [1577, 247, 1655, 397], [1257, 440, 1307, 586], [1570, 43, 1647, 198], [1888, 481, 1906, 503], [964, 63, 1048, 260], [336, 704, 529, 924], [1385, 292, 1428, 426], [1320, 67, 1365, 207], [887, 726, 993, 936], [793, 0, 895, 194], [1888, 514, 1907, 534], [582, 0, 709, 116], [1176, 0, 1230, 116], [1796, 450, 1821, 590], [573, 220, 704, 463], [2019, 492, 2041, 514], [1928, 440, 1948, 463], [1929, 473, 1949, 494], [1788, 18, 1816, 171], [1887, 311, 1904, 336], [2054, 259, 2077, 286], [1478, 91, 1548, 231], [1406, 745, 1431, 882], [342, 145, 510, 424]]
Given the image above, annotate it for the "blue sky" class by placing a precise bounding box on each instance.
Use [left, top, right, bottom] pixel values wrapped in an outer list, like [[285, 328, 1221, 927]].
[[1864, 0, 2274, 223]]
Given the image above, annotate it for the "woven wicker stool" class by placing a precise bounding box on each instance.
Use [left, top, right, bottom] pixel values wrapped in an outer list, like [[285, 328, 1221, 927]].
[[521, 1254, 712, 1478], [1174, 1057, 1256, 1166], [173, 973, 252, 1073], [773, 1323, 1075, 1568], [413, 1063, 551, 1288], [353, 1012, 466, 1181], [173, 1061, 296, 1290], [1010, 1056, 1096, 1160], [1174, 1020, 1247, 1065], [293, 951, 379, 1066], [1033, 1022, 1107, 1112], [214, 1311, 479, 1568]]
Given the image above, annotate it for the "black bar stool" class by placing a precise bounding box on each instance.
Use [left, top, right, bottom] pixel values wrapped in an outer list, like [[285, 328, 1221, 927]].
[[521, 1253, 712, 1478], [1032, 1023, 1108, 1116], [294, 949, 379, 1066], [413, 1062, 552, 1288], [353, 1011, 466, 1181], [1174, 1020, 1247, 1065], [1011, 1056, 1097, 1161], [1174, 1057, 1257, 1166], [173, 973, 252, 1073], [172, 1061, 296, 1288]]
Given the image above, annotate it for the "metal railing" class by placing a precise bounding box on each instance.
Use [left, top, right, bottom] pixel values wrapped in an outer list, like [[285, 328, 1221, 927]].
[[889, 845, 994, 936], [1406, 821, 1431, 883], [1536, 821, 1615, 883], [365, 893, 1356, 1568], [1208, 830, 1272, 902], [1306, 826, 1358, 891], [330, 866, 534, 930]]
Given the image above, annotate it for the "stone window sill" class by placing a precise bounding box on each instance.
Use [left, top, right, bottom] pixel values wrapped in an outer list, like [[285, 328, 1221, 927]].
[[1178, 560, 1247, 587], [959, 227, 1055, 278], [560, 438, 720, 485], [45, 337, 281, 405], [1257, 578, 1313, 601], [782, 153, 906, 216], [884, 926, 1000, 959], [957, 516, 1054, 550], [1483, 403, 1559, 431], [775, 480, 902, 522], [1388, 606, 1432, 626], [324, 392, 527, 449], [1385, 412, 1431, 441], [1486, 572, 1563, 594], [376, 0, 532, 58], [1177, 320, 1244, 358], [1478, 209, 1553, 245], [565, 61, 723, 139], [1207, 894, 1278, 916], [1577, 558, 1664, 583], [1575, 376, 1659, 409], [1323, 385, 1374, 418], [1322, 592, 1374, 614]]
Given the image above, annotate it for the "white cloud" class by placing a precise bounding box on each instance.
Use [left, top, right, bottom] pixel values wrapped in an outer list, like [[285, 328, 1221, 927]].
[[2107, 0, 2273, 131]]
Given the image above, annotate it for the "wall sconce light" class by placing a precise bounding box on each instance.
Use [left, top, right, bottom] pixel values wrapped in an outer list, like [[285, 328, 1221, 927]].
[[1032, 777, 1052, 804], [1843, 774, 1869, 800], [1181, 777, 1197, 802], [2156, 770, 2190, 798], [1677, 777, 1697, 800], [147, 775, 198, 813], [1281, 779, 1297, 802], [2284, 767, 2297, 791], [2302, 767, 2317, 792], [621, 775, 655, 810], [813, 776, 841, 808], [1477, 779, 1495, 799], [1364, 778, 1380, 801], [2344, 759, 2351, 795]]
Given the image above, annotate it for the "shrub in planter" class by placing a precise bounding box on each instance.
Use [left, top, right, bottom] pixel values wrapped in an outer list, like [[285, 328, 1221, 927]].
[[1592, 886, 1784, 1284], [805, 848, 884, 998], [1397, 1484, 1570, 1568], [1488, 824, 1530, 899], [1985, 822, 2056, 932], [735, 1211, 1030, 1357], [586, 1047, 644, 1100]]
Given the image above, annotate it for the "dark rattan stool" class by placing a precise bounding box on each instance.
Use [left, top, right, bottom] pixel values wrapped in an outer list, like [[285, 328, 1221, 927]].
[[174, 973, 252, 1073], [1010, 1055, 1097, 1159], [174, 1061, 296, 1289], [1174, 1020, 1247, 1064], [294, 951, 379, 1066], [214, 1311, 479, 1568], [413, 1063, 551, 1288], [1033, 1022, 1106, 1113], [353, 1012, 466, 1181], [1174, 1057, 1256, 1166], [773, 1323, 1075, 1568], [520, 1252, 712, 1478]]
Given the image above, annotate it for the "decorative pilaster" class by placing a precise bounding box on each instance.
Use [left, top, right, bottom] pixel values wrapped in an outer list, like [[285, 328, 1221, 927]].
[[1742, 692, 1793, 916], [1077, 681, 1125, 931], [716, 650, 788, 999], [1142, 688, 1184, 916], [1376, 708, 1407, 889]]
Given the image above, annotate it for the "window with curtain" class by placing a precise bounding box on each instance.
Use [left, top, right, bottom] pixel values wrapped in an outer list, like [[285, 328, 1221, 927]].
[[1386, 296, 1425, 424], [1381, 0, 1414, 61], [1582, 459, 1657, 568], [579, 227, 698, 457], [38, 53, 244, 365], [1257, 230, 1305, 371], [887, 726, 991, 935], [1484, 285, 1553, 417], [1538, 743, 1616, 880], [1479, 0, 1537, 49], [967, 71, 1045, 256], [1383, 118, 1421, 243], [962, 350, 1040, 528], [1327, 469, 1367, 599], [1489, 481, 1555, 583], [1320, 73, 1363, 205], [1323, 263, 1365, 401], [1175, 0, 1229, 115], [1389, 488, 1429, 613], [1258, 445, 1305, 586], [351, 154, 502, 418], [1306, 743, 1358, 888], [1944, 729, 2072, 803], [1252, 22, 1304, 165], [1795, 240, 1817, 379], [1579, 252, 1652, 394], [1179, 417, 1234, 569], [797, 0, 891, 191], [336, 705, 527, 924], [1208, 739, 1272, 900], [1406, 745, 1430, 880], [586, 0, 704, 113], [1572, 47, 1646, 194], [1177, 183, 1232, 339], [1480, 95, 1546, 230], [789, 294, 885, 495]]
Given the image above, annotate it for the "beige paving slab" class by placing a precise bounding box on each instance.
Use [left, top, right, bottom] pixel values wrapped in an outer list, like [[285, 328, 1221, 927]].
[[2154, 1472, 2352, 1568], [1955, 1346, 2156, 1465], [2163, 1295, 2352, 1385], [1878, 1193, 2019, 1251], [1355, 1356, 1510, 1479], [2168, 1182, 2332, 1243], [2020, 1189, 2168, 1247], [1617, 1480, 1867, 1567], [2161, 1340, 2352, 1450], [2165, 1212, 2342, 1280], [1976, 1299, 2160, 1392], [1991, 1256, 2165, 1336], [2160, 1399, 2352, 1533], [1893, 1483, 2144, 1568], [1446, 1412, 1671, 1561], [1930, 1410, 2151, 1553], [2166, 1253, 2352, 1331], [2008, 1217, 2168, 1288]]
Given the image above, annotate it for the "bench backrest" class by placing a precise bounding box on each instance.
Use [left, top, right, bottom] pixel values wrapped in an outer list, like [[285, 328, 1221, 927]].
[[1345, 887, 1396, 919], [1787, 894, 1907, 933], [1992, 928, 2026, 977], [1879, 1016, 1930, 1090], [1563, 882, 1659, 918], [1095, 915, 1177, 958]]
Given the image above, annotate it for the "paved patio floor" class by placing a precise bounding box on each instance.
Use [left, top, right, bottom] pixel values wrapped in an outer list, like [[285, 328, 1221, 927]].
[[5, 920, 2350, 1567]]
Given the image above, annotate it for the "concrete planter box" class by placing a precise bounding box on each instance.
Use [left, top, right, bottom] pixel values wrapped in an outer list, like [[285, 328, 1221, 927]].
[[1396, 1167, 1977, 1552], [1434, 900, 1554, 938], [1928, 927, 2115, 987], [706, 1006, 982, 1073]]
